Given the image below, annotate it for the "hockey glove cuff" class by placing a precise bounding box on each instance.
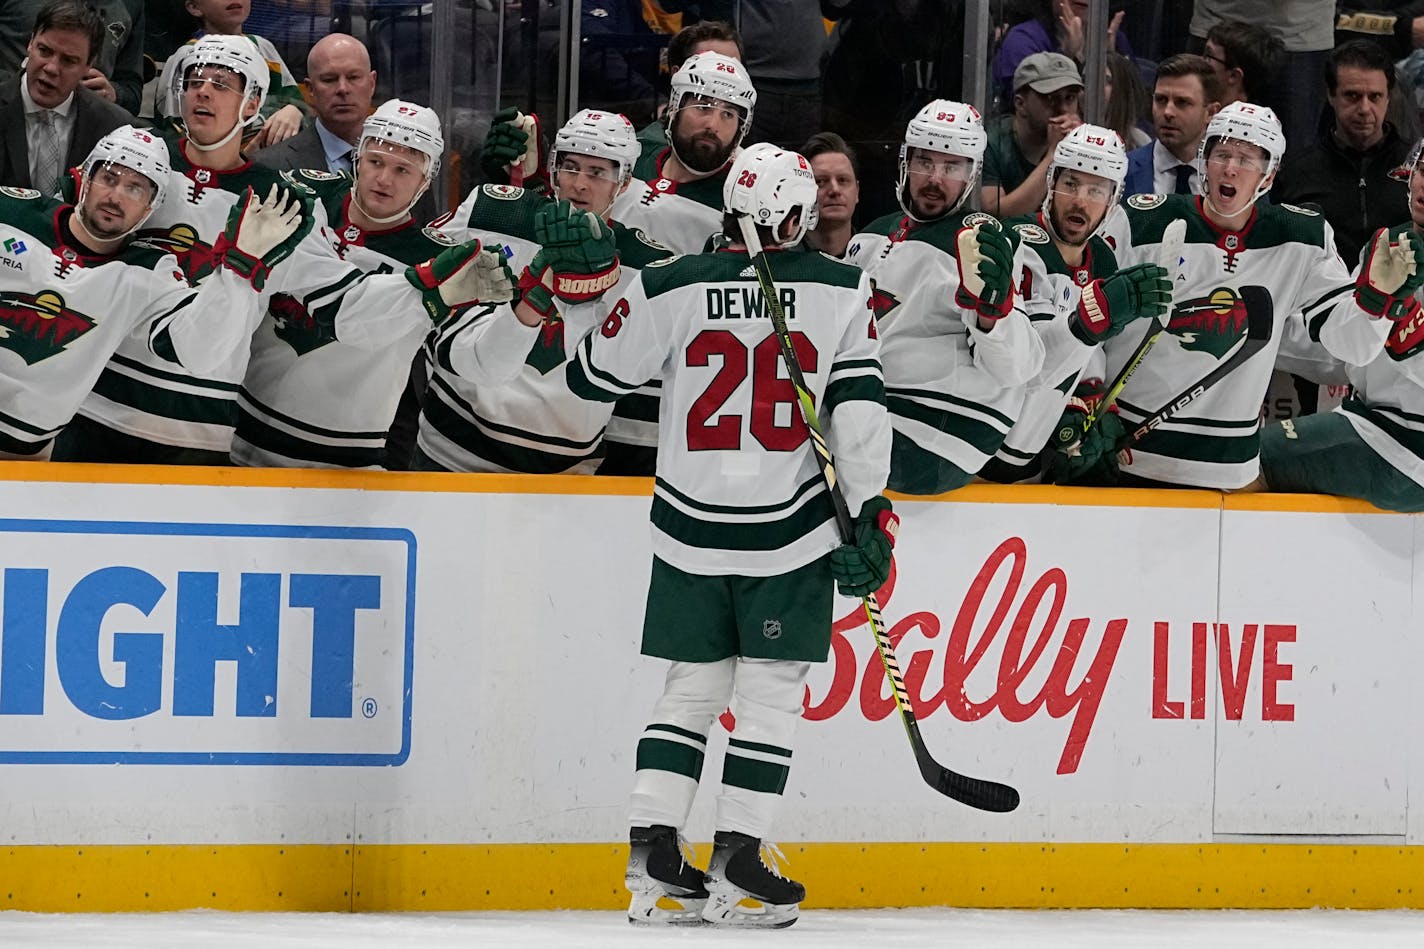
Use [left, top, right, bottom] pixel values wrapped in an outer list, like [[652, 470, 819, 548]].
[[406, 240, 516, 324], [1069, 263, 1173, 345], [517, 266, 559, 322], [214, 183, 313, 292], [954, 222, 1016, 320], [829, 495, 898, 598], [1386, 296, 1424, 361]]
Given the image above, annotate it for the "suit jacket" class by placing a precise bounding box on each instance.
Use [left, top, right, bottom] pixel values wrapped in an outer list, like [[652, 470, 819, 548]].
[[251, 124, 440, 225], [0, 77, 135, 192], [1122, 142, 1155, 201]]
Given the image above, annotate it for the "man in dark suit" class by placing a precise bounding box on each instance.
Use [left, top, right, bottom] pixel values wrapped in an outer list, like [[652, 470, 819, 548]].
[[0, 0, 133, 196], [1121, 54, 1221, 200]]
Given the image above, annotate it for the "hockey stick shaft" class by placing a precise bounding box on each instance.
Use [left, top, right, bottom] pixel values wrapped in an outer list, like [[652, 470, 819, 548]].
[[738, 218, 1020, 813], [1124, 284, 1274, 443]]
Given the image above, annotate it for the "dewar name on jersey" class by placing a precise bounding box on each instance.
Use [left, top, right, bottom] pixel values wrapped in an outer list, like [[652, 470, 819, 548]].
[[706, 286, 797, 321]]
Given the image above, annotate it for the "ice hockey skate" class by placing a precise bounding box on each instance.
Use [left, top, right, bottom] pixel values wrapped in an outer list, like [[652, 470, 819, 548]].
[[700, 830, 805, 928], [624, 825, 708, 925]]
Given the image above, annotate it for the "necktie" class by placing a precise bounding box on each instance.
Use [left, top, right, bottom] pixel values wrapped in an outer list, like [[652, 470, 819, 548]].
[[340, 148, 357, 173], [33, 110, 62, 196], [1174, 164, 1196, 195]]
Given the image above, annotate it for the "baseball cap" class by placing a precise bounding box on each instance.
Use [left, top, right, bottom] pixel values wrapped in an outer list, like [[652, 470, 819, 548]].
[[1014, 52, 1084, 94]]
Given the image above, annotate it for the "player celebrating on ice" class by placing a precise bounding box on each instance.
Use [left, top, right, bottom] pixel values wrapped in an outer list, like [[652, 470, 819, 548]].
[[1095, 101, 1409, 489], [415, 108, 671, 474], [565, 143, 892, 928], [1256, 137, 1424, 510], [56, 35, 510, 465], [846, 99, 1046, 494], [982, 124, 1172, 484], [0, 125, 307, 459]]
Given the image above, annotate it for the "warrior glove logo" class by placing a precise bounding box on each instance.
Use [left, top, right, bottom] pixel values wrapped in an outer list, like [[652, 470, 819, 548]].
[[0, 290, 97, 364]]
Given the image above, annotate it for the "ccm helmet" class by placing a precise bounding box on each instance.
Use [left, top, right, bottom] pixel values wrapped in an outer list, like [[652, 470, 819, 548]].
[[724, 142, 819, 248], [897, 99, 987, 222], [174, 35, 271, 152]]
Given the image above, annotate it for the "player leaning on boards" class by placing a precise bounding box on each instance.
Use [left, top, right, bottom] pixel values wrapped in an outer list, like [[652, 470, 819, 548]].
[[846, 99, 1046, 494], [415, 109, 670, 474], [565, 144, 893, 928], [0, 125, 304, 460], [1095, 102, 1407, 489], [1256, 136, 1424, 510], [232, 100, 517, 469], [55, 35, 509, 466], [981, 125, 1172, 484]]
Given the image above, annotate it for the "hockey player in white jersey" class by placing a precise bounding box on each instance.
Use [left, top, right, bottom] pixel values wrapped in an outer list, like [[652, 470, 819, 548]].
[[415, 108, 671, 473], [0, 125, 305, 459], [231, 100, 519, 469], [56, 35, 510, 466], [566, 144, 892, 928], [1101, 102, 1408, 489], [847, 99, 1046, 493], [1258, 137, 1424, 510], [982, 125, 1172, 483]]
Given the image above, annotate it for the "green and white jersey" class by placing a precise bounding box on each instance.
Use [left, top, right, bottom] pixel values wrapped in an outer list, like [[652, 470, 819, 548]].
[[984, 215, 1120, 483], [419, 184, 668, 473], [846, 210, 1046, 485], [75, 136, 425, 453], [610, 142, 728, 256], [1106, 192, 1388, 489], [0, 190, 261, 457], [567, 247, 890, 577], [233, 174, 486, 469]]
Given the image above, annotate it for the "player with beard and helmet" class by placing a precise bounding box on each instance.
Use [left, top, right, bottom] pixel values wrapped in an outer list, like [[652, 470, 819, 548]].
[[1256, 137, 1424, 511], [0, 125, 306, 460], [415, 108, 672, 474], [1098, 102, 1408, 489], [608, 50, 757, 257], [54, 35, 514, 466], [845, 99, 1047, 494], [981, 124, 1172, 484], [231, 100, 521, 469]]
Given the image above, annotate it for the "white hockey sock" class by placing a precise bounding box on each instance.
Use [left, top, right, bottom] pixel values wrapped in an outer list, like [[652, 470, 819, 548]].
[[629, 658, 736, 829], [715, 658, 811, 840]]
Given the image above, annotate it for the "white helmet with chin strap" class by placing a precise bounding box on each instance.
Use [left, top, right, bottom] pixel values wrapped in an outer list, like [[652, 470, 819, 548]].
[[667, 52, 756, 175], [897, 99, 986, 223], [1198, 101, 1285, 210], [1042, 124, 1127, 242], [76, 124, 171, 242], [550, 109, 639, 212], [724, 142, 819, 251], [353, 99, 445, 225], [175, 35, 270, 154]]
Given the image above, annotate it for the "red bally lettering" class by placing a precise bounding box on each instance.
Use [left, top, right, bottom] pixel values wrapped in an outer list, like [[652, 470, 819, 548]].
[[1150, 621, 1297, 721], [1262, 623, 1295, 721]]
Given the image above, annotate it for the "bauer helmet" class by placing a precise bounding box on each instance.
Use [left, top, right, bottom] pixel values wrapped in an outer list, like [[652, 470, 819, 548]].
[[76, 124, 171, 239], [1198, 101, 1285, 207], [897, 99, 987, 222], [551, 109, 640, 191], [353, 100, 444, 224], [723, 142, 819, 248], [1042, 124, 1127, 241], [667, 51, 756, 173]]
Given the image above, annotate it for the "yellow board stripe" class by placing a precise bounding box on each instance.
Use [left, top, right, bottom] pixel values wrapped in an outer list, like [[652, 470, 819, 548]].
[[3, 843, 1420, 911]]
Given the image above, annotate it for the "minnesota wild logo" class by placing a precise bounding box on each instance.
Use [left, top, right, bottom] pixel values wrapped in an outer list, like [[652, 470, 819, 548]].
[[524, 314, 566, 375], [0, 290, 97, 364], [1167, 287, 1249, 357], [868, 281, 901, 322], [141, 224, 221, 281], [270, 293, 336, 355]]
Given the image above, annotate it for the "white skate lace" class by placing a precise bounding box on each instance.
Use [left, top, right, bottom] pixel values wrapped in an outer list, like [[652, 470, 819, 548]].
[[677, 832, 697, 873], [758, 841, 790, 880]]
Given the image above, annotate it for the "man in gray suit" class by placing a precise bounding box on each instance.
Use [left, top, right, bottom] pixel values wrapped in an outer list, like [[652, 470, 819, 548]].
[[0, 0, 133, 196]]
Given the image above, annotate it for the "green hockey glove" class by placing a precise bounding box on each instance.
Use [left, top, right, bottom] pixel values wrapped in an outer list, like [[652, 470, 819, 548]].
[[954, 221, 1016, 320], [406, 239, 516, 324], [1070, 263, 1173, 345], [1355, 228, 1424, 319], [524, 198, 621, 304], [829, 496, 899, 598]]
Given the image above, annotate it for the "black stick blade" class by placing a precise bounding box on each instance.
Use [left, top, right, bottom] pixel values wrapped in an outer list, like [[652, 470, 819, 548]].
[[911, 723, 1021, 812]]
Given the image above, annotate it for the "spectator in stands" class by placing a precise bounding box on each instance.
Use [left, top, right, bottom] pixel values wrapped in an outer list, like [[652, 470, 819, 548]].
[[0, 0, 144, 115], [252, 34, 374, 175], [991, 0, 1132, 111], [981, 51, 1084, 217], [1104, 50, 1151, 149], [0, 0, 133, 196], [1199, 20, 1285, 111], [737, 1, 846, 147], [801, 131, 860, 257], [155, 0, 306, 149], [1275, 40, 1411, 265], [1122, 54, 1221, 199]]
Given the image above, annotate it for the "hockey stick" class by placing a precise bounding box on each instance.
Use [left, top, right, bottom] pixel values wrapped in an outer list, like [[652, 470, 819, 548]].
[[1054, 218, 1187, 452], [1121, 283, 1274, 444], [738, 216, 1020, 813]]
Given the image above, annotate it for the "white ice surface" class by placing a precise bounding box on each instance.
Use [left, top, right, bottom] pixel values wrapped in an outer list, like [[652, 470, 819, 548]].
[[4, 909, 1424, 948]]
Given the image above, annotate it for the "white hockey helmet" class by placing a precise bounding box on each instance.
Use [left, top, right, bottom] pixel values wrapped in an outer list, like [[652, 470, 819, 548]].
[[77, 125, 171, 239], [1198, 101, 1285, 206], [550, 109, 640, 189], [360, 99, 444, 178], [723, 142, 819, 248], [173, 34, 270, 124], [1042, 124, 1127, 241], [1391, 135, 1424, 183], [668, 51, 757, 139], [897, 99, 987, 222]]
